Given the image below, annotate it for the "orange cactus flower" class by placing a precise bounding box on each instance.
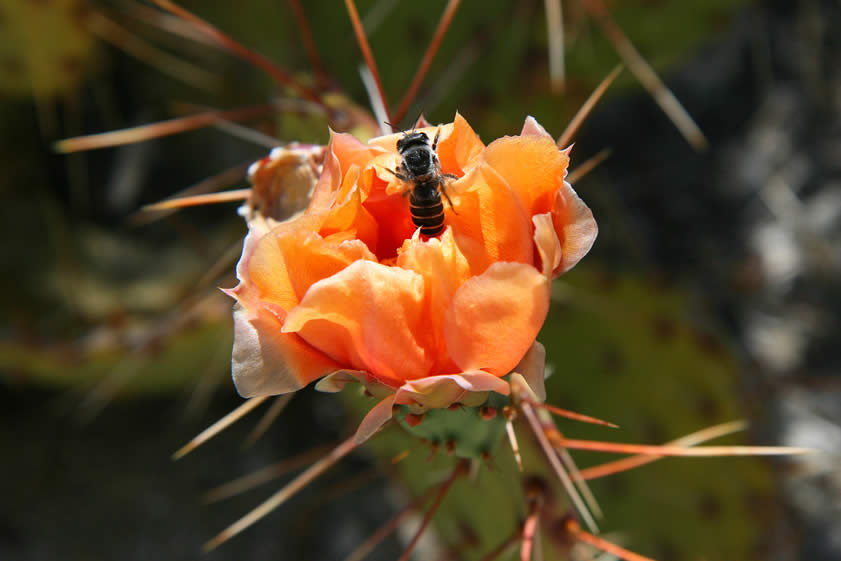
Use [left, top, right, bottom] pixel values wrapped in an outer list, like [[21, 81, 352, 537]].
[[227, 114, 596, 437]]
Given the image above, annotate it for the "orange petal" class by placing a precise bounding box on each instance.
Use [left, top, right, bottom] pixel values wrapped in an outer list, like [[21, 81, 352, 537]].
[[445, 262, 550, 375], [435, 112, 484, 176], [481, 133, 569, 216], [282, 260, 434, 384], [553, 181, 598, 276], [231, 305, 341, 397], [448, 164, 534, 270], [309, 130, 383, 211], [319, 166, 379, 253], [235, 214, 322, 313], [246, 218, 377, 311], [362, 190, 417, 261], [331, 130, 383, 180], [397, 229, 471, 372]]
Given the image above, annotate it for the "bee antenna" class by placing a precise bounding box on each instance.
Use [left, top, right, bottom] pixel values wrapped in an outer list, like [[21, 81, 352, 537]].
[[413, 111, 425, 131], [383, 121, 400, 133]]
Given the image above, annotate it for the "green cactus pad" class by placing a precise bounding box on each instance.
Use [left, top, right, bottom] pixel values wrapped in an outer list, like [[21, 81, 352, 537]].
[[0, 0, 99, 99], [394, 390, 510, 461]]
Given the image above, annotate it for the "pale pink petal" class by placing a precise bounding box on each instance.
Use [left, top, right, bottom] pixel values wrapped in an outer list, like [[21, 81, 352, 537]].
[[554, 181, 598, 276], [445, 262, 550, 376], [308, 132, 342, 211], [520, 115, 553, 140], [354, 395, 396, 444], [395, 372, 511, 410], [513, 342, 547, 402], [228, 221, 274, 312], [509, 373, 539, 402], [313, 370, 364, 393], [231, 305, 340, 397], [315, 370, 398, 399], [413, 114, 433, 129]]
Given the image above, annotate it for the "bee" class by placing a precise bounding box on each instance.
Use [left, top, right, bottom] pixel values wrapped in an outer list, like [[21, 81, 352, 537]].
[[389, 128, 458, 237]]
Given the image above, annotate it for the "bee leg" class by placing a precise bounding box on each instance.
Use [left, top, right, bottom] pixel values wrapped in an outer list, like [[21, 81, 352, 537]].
[[386, 167, 411, 182], [432, 127, 441, 151], [442, 173, 459, 181], [385, 167, 413, 197], [440, 181, 459, 215]]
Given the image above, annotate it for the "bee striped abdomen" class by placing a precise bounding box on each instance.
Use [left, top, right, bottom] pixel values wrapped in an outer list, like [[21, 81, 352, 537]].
[[409, 182, 444, 236]]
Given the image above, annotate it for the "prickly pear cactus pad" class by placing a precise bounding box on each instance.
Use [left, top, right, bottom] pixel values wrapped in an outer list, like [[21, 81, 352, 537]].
[[342, 263, 778, 561], [0, 0, 99, 99], [541, 265, 777, 560], [0, 315, 232, 395]]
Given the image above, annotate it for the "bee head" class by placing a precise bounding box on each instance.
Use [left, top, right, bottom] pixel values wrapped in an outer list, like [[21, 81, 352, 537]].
[[396, 131, 430, 154]]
